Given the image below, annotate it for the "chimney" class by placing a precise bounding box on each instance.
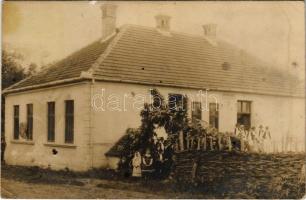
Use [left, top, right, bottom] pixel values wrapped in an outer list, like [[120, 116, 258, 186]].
[[100, 4, 117, 40], [155, 14, 171, 31], [202, 24, 217, 44]]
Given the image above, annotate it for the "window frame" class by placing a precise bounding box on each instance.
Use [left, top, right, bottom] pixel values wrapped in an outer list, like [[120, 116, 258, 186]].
[[26, 104, 33, 140], [209, 103, 219, 129], [168, 93, 185, 112], [237, 100, 252, 129], [65, 100, 74, 144], [191, 101, 202, 122], [13, 105, 19, 140], [47, 102, 55, 142]]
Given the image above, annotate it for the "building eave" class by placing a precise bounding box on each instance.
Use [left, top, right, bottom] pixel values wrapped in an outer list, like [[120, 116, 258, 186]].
[[2, 77, 91, 95], [2, 75, 304, 99], [92, 77, 305, 99]]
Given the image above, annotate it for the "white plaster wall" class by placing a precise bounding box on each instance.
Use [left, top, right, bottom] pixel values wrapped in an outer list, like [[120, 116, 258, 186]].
[[91, 81, 305, 169], [5, 80, 304, 171], [90, 82, 147, 168], [4, 83, 92, 171]]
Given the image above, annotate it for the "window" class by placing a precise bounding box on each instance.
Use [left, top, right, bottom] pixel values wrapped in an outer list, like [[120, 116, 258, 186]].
[[150, 89, 163, 109], [168, 94, 185, 111], [237, 100, 251, 130], [13, 105, 19, 140], [209, 103, 219, 129], [191, 102, 202, 122], [65, 100, 74, 143], [26, 104, 33, 140], [47, 102, 55, 142]]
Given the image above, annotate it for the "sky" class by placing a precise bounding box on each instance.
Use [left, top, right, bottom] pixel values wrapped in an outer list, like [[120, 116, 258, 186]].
[[2, 1, 305, 78]]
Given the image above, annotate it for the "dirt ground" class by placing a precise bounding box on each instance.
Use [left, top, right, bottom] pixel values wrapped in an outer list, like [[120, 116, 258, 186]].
[[1, 164, 210, 199], [2, 163, 304, 199], [1, 178, 170, 199]]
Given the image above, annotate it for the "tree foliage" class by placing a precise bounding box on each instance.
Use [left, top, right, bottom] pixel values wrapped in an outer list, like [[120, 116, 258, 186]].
[[124, 89, 206, 155], [1, 49, 37, 135], [2, 50, 27, 89]]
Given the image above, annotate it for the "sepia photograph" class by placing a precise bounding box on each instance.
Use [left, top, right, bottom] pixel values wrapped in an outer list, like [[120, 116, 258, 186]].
[[1, 1, 305, 199]]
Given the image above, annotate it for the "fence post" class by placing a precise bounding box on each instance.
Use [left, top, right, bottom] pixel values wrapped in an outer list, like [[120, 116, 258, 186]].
[[240, 138, 244, 152], [179, 130, 184, 151], [218, 134, 222, 150], [197, 136, 201, 150], [209, 137, 213, 150], [228, 135, 232, 151]]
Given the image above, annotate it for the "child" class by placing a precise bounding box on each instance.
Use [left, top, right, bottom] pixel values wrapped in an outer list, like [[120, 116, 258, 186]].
[[132, 151, 142, 177]]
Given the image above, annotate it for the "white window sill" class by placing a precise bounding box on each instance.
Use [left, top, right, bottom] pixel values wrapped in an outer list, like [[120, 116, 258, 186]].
[[43, 143, 77, 149], [10, 140, 34, 145]]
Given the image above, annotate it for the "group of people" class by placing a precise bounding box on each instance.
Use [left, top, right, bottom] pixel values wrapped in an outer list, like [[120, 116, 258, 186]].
[[234, 124, 272, 153], [122, 134, 173, 179], [176, 124, 272, 153], [124, 124, 273, 179]]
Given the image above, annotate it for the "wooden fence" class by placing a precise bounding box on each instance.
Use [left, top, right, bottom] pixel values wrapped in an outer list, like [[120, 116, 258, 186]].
[[172, 150, 305, 198]]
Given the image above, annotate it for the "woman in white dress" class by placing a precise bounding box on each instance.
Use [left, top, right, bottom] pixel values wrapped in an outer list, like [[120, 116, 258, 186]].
[[256, 125, 265, 153], [263, 126, 272, 153], [248, 127, 256, 152], [132, 151, 142, 177]]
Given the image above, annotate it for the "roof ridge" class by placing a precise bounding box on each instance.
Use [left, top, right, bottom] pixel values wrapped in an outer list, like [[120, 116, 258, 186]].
[[87, 25, 129, 76], [123, 24, 228, 49], [125, 24, 209, 40]]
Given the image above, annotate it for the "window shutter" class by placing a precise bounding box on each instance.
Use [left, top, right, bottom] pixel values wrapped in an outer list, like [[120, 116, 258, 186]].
[[13, 105, 19, 140], [65, 100, 74, 143], [26, 104, 33, 140], [47, 102, 55, 142], [192, 102, 202, 122]]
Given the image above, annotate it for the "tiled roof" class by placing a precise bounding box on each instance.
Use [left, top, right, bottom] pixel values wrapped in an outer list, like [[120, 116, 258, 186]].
[[6, 24, 304, 97], [7, 36, 114, 90]]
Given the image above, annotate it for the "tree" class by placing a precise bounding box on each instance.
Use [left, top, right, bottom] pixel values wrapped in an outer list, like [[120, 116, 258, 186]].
[[2, 50, 27, 89], [27, 63, 38, 76], [1, 50, 28, 135], [124, 89, 206, 155], [116, 89, 207, 178]]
